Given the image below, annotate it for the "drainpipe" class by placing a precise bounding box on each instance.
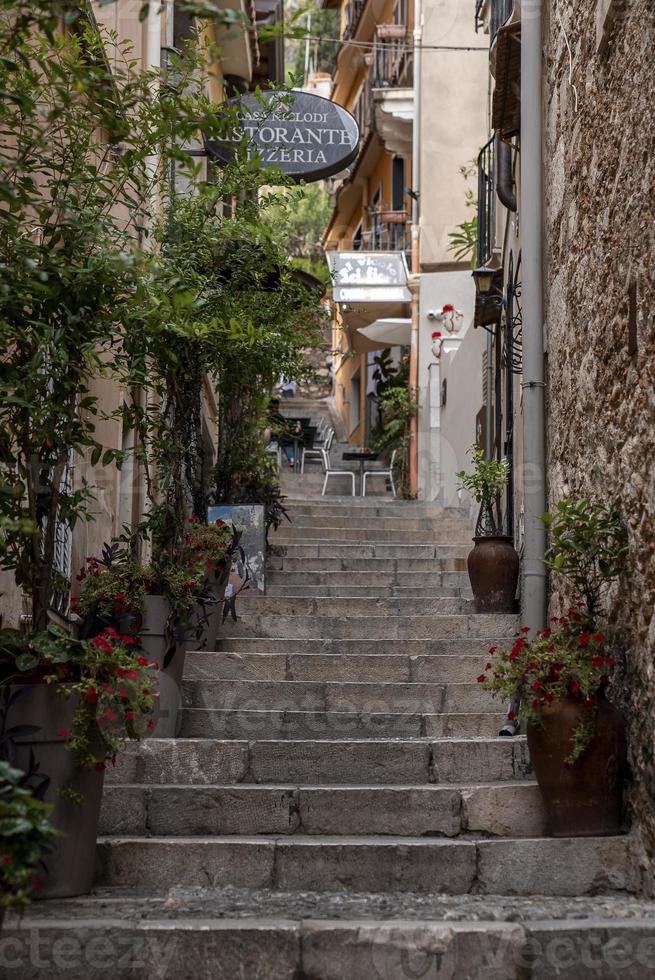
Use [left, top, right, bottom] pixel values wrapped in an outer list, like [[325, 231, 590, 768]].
[[146, 3, 163, 221], [408, 0, 422, 497], [520, 0, 547, 633]]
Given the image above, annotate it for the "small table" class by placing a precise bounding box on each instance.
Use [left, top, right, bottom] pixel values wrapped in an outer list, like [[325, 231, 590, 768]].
[[342, 451, 379, 497]]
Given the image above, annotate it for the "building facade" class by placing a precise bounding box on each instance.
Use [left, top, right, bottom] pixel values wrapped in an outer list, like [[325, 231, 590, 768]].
[[321, 0, 487, 498]]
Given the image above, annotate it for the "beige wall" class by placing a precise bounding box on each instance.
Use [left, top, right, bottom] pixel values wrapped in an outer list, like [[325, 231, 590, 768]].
[[419, 0, 488, 269]]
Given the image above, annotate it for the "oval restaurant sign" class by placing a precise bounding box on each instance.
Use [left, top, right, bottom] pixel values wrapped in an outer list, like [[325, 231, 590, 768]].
[[204, 90, 360, 183]]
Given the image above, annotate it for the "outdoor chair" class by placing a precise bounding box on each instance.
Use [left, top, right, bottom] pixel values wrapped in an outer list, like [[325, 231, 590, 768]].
[[302, 427, 334, 473], [362, 448, 398, 497], [265, 440, 282, 469], [321, 446, 355, 496]]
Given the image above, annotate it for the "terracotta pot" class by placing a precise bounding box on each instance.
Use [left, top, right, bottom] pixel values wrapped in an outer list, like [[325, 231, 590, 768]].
[[466, 535, 518, 613], [140, 595, 185, 738], [527, 695, 627, 837], [6, 685, 104, 898]]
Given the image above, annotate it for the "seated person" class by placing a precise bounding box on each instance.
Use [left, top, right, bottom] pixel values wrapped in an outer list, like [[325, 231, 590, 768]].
[[266, 398, 301, 467]]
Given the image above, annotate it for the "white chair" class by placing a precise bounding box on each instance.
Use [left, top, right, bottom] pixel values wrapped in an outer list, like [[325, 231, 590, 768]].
[[363, 448, 398, 497], [321, 447, 355, 496], [301, 427, 334, 473], [265, 440, 282, 469]]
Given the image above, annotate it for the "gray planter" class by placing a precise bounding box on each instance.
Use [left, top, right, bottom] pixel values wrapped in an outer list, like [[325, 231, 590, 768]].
[[185, 568, 230, 654], [6, 685, 104, 899], [140, 595, 185, 738]]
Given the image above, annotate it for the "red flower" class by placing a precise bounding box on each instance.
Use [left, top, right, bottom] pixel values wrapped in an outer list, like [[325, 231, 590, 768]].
[[90, 635, 113, 654], [104, 708, 117, 722], [531, 680, 542, 692], [215, 519, 226, 527], [507, 709, 516, 721], [1, 854, 11, 865], [95, 761, 106, 773], [485, 662, 492, 671], [57, 728, 71, 739], [488, 646, 497, 655], [579, 632, 591, 648], [606, 656, 617, 667], [146, 718, 155, 731], [477, 674, 486, 684], [544, 692, 554, 703], [594, 633, 606, 643], [118, 686, 129, 699], [85, 687, 99, 705], [137, 656, 149, 667], [125, 710, 136, 721], [142, 688, 151, 697], [591, 656, 604, 667], [520, 627, 531, 634], [541, 628, 552, 639], [106, 627, 119, 638], [570, 680, 581, 694], [102, 683, 114, 694], [189, 515, 200, 523], [76, 568, 86, 582]]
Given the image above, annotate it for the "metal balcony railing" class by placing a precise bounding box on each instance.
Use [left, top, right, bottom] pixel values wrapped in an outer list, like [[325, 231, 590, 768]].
[[474, 0, 514, 42], [343, 0, 367, 39], [476, 136, 495, 266], [372, 39, 413, 88], [352, 78, 373, 140], [352, 217, 410, 253]]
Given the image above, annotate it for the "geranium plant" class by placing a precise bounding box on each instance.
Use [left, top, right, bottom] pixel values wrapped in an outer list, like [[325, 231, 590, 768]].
[[0, 760, 56, 909], [479, 609, 618, 764], [0, 627, 158, 776]]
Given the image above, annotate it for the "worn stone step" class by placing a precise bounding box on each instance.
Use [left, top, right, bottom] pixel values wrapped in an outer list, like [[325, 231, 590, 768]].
[[286, 514, 469, 531], [269, 555, 469, 572], [267, 569, 470, 587], [272, 543, 469, 560], [178, 708, 505, 740], [237, 595, 474, 616], [265, 584, 466, 597], [275, 526, 471, 543], [185, 651, 486, 684], [223, 613, 517, 640], [93, 835, 637, 896], [8, 906, 655, 980], [182, 679, 497, 714], [106, 738, 531, 787], [214, 637, 502, 657], [99, 782, 546, 838]]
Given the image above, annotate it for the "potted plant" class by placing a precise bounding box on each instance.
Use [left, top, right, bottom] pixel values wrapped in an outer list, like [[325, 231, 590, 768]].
[[0, 627, 157, 897], [457, 445, 518, 613], [0, 760, 56, 916], [479, 497, 629, 836]]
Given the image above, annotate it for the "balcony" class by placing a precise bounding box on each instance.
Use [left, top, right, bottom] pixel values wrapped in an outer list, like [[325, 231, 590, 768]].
[[475, 0, 514, 44], [490, 0, 521, 138], [370, 30, 414, 158], [474, 136, 503, 329], [343, 0, 367, 39], [350, 212, 410, 257]]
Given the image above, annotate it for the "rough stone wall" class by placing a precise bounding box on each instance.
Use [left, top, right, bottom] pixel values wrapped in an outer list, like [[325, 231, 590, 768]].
[[543, 0, 655, 888]]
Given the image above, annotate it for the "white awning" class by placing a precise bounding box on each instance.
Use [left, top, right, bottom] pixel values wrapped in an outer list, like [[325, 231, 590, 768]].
[[358, 317, 411, 347]]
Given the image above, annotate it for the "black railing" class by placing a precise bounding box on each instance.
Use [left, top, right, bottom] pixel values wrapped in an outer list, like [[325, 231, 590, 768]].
[[474, 0, 513, 41], [351, 219, 410, 253], [490, 0, 513, 41], [372, 40, 413, 88], [343, 0, 367, 39], [476, 136, 495, 266], [352, 77, 373, 139]]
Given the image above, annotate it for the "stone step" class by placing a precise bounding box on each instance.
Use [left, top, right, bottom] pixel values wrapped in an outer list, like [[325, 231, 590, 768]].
[[266, 584, 466, 597], [93, 835, 638, 896], [272, 543, 469, 560], [8, 903, 655, 980], [269, 555, 469, 572], [178, 708, 505, 739], [267, 569, 471, 587], [107, 738, 531, 786], [275, 526, 470, 543], [182, 679, 497, 714], [185, 651, 486, 684], [237, 595, 475, 616], [214, 637, 507, 656], [99, 781, 546, 837], [223, 613, 517, 640], [286, 514, 469, 531]]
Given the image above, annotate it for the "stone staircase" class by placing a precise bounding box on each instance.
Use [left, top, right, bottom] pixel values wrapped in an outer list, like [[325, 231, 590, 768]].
[[6, 397, 653, 978]]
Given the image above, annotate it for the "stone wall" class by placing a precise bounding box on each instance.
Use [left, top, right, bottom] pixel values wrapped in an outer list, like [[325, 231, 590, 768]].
[[543, 0, 655, 889]]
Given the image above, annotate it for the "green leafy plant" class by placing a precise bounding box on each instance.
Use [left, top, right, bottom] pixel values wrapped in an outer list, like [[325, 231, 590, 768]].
[[0, 627, 159, 774], [479, 610, 618, 764], [368, 384, 418, 499], [0, 760, 56, 908], [447, 160, 478, 268], [457, 446, 509, 536], [542, 498, 628, 624]]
